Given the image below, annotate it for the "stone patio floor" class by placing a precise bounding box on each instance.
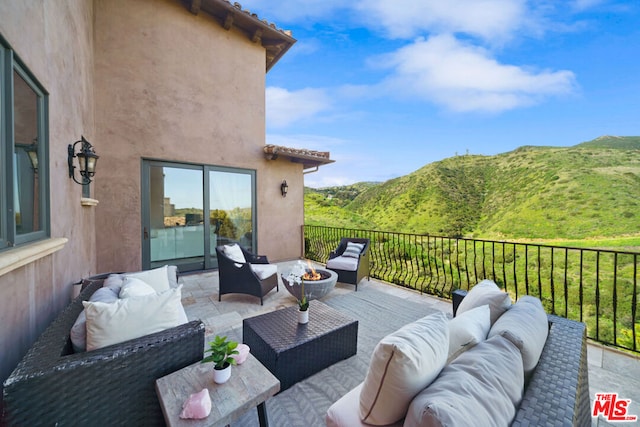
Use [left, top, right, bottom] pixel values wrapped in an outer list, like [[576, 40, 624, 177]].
[[179, 260, 640, 427]]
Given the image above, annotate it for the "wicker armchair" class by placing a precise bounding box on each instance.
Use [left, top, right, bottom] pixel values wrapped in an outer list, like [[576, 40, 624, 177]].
[[2, 278, 205, 426], [326, 238, 371, 291], [216, 244, 279, 305]]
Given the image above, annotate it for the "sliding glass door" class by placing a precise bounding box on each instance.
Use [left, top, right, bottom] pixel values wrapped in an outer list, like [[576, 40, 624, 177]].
[[142, 161, 255, 272]]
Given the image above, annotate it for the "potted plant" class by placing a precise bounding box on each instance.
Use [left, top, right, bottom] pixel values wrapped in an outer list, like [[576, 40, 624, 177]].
[[284, 261, 310, 324], [202, 335, 239, 384]]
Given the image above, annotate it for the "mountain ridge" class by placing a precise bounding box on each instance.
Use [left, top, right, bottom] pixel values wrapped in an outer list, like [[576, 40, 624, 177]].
[[305, 136, 640, 240]]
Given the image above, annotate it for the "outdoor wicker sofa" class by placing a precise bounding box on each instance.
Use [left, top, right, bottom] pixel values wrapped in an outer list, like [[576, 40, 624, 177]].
[[2, 277, 205, 426], [327, 289, 591, 427], [453, 290, 591, 427]]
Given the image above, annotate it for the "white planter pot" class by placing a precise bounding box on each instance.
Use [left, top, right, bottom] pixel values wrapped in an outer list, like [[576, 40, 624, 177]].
[[213, 364, 231, 384], [298, 309, 309, 324]]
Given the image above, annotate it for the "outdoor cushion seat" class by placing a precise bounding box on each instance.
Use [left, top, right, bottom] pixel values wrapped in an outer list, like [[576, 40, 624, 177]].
[[250, 263, 278, 280], [326, 238, 371, 291], [216, 243, 279, 305], [326, 255, 359, 271]]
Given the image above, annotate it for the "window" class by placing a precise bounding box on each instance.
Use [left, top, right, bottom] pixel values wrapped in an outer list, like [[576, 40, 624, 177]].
[[1, 37, 49, 251]]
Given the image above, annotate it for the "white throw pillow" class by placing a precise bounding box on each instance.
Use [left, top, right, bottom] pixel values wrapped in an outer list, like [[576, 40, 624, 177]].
[[404, 335, 524, 427], [359, 311, 449, 426], [488, 295, 549, 378], [223, 243, 246, 263], [83, 286, 187, 351], [119, 276, 156, 298], [456, 279, 512, 325], [124, 265, 171, 293], [447, 304, 491, 363], [343, 242, 365, 258], [70, 287, 119, 353]]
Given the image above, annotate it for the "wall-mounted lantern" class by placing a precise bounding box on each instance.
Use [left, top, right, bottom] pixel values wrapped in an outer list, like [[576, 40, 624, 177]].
[[68, 136, 99, 185]]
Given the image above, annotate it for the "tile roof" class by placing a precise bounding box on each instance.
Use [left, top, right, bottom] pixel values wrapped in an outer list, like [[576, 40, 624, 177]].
[[183, 0, 296, 71], [264, 144, 334, 169]]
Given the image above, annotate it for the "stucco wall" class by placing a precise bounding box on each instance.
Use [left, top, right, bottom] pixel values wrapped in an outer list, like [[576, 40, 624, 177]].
[[0, 0, 96, 386], [93, 0, 302, 272], [0, 0, 304, 391]]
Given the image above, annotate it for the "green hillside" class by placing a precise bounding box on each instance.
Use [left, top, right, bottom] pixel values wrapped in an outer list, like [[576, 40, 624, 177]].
[[305, 136, 640, 240]]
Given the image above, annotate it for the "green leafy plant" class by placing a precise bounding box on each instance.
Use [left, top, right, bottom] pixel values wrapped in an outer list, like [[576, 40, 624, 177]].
[[202, 335, 239, 370]]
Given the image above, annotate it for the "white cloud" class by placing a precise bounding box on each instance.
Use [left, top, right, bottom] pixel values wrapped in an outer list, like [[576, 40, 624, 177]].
[[266, 87, 332, 128], [236, 0, 347, 22], [355, 0, 528, 42], [379, 35, 578, 113], [242, 0, 530, 43]]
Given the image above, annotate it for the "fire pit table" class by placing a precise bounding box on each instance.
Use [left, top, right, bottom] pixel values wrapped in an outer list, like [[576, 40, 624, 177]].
[[282, 266, 338, 300]]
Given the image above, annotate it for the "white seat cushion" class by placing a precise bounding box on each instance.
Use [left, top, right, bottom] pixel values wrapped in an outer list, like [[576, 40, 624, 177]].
[[447, 304, 491, 362], [404, 335, 524, 427], [488, 295, 549, 378], [359, 312, 449, 425], [326, 256, 359, 271], [326, 384, 403, 427], [250, 263, 277, 280]]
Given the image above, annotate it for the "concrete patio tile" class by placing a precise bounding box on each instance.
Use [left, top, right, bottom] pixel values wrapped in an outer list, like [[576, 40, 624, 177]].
[[588, 343, 604, 368], [180, 259, 640, 427]]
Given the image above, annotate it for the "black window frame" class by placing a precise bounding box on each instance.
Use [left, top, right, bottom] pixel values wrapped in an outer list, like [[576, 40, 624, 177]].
[[1, 35, 50, 251]]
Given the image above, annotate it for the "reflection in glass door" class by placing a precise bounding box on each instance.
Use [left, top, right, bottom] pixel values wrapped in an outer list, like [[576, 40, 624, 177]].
[[142, 161, 256, 272], [146, 164, 205, 271], [209, 170, 254, 254]]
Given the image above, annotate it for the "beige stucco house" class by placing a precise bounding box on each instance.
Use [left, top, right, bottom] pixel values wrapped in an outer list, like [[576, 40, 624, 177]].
[[0, 0, 332, 391]]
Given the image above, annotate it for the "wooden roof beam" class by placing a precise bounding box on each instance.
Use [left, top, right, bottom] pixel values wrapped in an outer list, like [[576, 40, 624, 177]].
[[251, 29, 263, 43], [189, 0, 202, 15], [223, 12, 234, 30]]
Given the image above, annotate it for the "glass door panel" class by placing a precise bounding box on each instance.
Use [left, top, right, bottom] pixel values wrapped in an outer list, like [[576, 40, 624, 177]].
[[209, 170, 254, 254], [148, 165, 204, 271]]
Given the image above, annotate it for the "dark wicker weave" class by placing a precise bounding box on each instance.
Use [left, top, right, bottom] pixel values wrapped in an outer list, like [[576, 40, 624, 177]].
[[243, 300, 358, 391], [216, 244, 279, 305], [2, 279, 205, 427], [326, 237, 371, 291], [512, 314, 591, 427], [453, 291, 591, 427]]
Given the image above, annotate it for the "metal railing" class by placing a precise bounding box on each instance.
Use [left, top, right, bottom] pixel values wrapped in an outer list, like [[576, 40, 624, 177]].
[[304, 225, 639, 353]]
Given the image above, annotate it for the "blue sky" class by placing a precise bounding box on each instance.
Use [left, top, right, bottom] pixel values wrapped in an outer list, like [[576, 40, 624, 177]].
[[240, 0, 640, 188]]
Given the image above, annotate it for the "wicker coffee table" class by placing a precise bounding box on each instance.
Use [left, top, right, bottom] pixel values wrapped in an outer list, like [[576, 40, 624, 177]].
[[243, 300, 358, 391]]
